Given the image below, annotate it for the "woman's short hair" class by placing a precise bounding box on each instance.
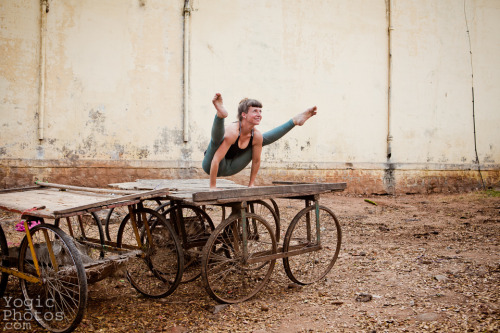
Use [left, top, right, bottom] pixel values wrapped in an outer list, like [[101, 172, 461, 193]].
[[237, 98, 262, 121]]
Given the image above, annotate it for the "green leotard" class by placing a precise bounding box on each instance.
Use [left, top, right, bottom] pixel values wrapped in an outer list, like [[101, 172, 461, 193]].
[[202, 115, 295, 177]]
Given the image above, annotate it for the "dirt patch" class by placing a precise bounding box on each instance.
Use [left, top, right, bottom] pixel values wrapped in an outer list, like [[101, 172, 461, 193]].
[[1, 191, 499, 332]]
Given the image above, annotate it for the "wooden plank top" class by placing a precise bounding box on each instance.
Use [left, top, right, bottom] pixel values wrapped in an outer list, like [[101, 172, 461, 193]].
[[0, 184, 170, 220], [110, 179, 347, 205], [109, 178, 243, 191], [191, 182, 347, 204]]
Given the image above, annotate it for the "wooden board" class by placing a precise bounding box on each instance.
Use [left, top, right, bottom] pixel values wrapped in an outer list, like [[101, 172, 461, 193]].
[[191, 183, 347, 203], [109, 178, 242, 191], [0, 186, 170, 220], [110, 179, 347, 205]]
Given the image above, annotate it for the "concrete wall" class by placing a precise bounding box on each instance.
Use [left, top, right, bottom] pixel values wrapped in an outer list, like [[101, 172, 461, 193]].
[[1, 0, 499, 193]]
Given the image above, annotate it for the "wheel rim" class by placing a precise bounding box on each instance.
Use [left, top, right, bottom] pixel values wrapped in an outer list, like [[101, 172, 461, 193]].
[[117, 208, 183, 298], [283, 205, 341, 285], [162, 204, 215, 283], [202, 213, 276, 303], [248, 200, 280, 243], [0, 226, 9, 298], [19, 225, 87, 333], [55, 214, 106, 262]]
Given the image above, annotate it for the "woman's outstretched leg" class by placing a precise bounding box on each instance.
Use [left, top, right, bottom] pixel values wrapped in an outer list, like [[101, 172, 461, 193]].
[[262, 119, 295, 146], [262, 106, 317, 146], [202, 94, 229, 174]]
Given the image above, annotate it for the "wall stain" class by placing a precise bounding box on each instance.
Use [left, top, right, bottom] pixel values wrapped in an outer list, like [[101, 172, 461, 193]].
[[484, 154, 494, 163], [61, 146, 80, 161], [181, 147, 192, 160], [137, 148, 149, 159], [86, 108, 106, 135], [110, 144, 125, 160], [383, 163, 396, 194], [153, 128, 183, 155], [81, 136, 97, 157]]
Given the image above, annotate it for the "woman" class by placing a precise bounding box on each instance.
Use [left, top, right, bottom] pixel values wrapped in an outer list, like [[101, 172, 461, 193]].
[[202, 93, 317, 189]]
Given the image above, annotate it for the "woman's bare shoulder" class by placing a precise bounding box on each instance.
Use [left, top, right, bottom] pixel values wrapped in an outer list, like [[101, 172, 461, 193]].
[[223, 122, 239, 142], [253, 128, 263, 144]]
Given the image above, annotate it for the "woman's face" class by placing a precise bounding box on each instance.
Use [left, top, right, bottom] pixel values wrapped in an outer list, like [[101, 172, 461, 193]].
[[244, 106, 262, 125]]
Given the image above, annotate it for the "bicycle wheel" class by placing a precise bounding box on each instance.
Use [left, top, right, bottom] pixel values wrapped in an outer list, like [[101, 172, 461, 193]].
[[268, 198, 280, 221], [201, 212, 276, 303], [0, 225, 8, 298], [55, 212, 106, 262], [283, 204, 341, 285], [116, 208, 183, 298], [18, 224, 88, 333], [154, 201, 172, 214], [161, 204, 215, 283], [221, 201, 280, 241], [248, 200, 280, 243], [105, 199, 163, 241]]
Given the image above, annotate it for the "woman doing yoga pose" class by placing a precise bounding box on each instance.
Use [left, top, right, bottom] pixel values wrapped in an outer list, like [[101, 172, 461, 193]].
[[202, 93, 317, 189]]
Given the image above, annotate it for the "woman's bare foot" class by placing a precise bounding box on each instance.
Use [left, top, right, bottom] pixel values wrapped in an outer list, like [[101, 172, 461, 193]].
[[212, 93, 228, 118], [293, 106, 317, 126]]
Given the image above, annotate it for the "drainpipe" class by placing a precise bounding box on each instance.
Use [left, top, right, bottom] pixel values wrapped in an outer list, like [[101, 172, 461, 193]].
[[386, 0, 393, 160], [38, 0, 49, 141], [183, 0, 191, 142], [384, 0, 396, 194]]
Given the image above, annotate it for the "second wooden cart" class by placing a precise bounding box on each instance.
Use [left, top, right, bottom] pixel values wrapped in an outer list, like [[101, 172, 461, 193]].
[[111, 179, 347, 303]]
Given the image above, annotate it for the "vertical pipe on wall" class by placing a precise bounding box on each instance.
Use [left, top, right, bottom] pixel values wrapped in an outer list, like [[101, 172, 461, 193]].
[[38, 0, 48, 141], [386, 0, 393, 160], [183, 0, 191, 142], [383, 0, 396, 194]]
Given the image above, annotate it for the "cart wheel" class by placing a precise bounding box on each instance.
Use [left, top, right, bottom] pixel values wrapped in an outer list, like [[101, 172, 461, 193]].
[[154, 201, 172, 214], [283, 205, 341, 285], [55, 212, 107, 261], [222, 200, 280, 242], [268, 198, 281, 222], [248, 200, 281, 243], [105, 199, 163, 241], [0, 226, 8, 297], [161, 204, 215, 283], [18, 224, 88, 333], [201, 212, 277, 303], [117, 208, 183, 298]]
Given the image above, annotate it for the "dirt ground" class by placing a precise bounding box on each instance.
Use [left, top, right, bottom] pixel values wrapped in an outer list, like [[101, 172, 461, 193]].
[[1, 190, 499, 332]]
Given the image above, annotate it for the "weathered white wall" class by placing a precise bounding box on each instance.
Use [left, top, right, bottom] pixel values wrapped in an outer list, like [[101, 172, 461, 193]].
[[189, 0, 389, 166], [0, 0, 499, 190], [390, 0, 500, 167], [1, 0, 186, 161], [0, 0, 40, 158]]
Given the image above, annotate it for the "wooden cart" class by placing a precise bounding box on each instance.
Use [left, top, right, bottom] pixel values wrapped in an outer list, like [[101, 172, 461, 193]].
[[0, 183, 183, 333], [111, 179, 347, 303]]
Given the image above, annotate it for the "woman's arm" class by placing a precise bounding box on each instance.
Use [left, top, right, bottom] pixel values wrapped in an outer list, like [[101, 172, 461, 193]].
[[248, 131, 263, 187]]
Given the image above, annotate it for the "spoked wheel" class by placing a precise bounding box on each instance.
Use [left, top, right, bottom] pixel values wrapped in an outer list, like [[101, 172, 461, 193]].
[[0, 225, 8, 298], [222, 200, 280, 242], [268, 198, 280, 222], [105, 199, 163, 241], [161, 204, 215, 283], [18, 224, 88, 333], [55, 212, 106, 262], [247, 200, 281, 243], [283, 204, 341, 285], [201, 212, 277, 304], [116, 208, 183, 298]]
